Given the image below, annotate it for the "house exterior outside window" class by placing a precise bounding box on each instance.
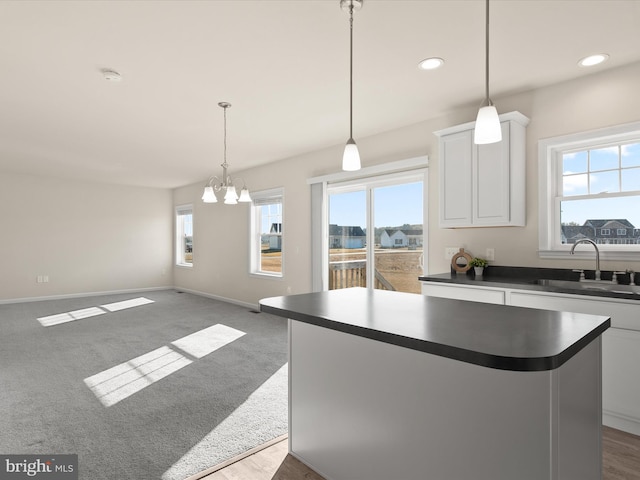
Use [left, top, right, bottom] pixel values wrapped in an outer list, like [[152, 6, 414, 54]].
[[175, 205, 193, 266], [539, 122, 640, 259], [250, 188, 284, 277]]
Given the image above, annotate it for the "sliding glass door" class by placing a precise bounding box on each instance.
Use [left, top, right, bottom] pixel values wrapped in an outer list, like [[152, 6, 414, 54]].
[[327, 171, 426, 294]]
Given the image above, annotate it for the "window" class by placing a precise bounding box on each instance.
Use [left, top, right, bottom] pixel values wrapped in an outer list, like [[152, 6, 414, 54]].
[[250, 188, 283, 277], [309, 157, 428, 293], [326, 171, 426, 294], [176, 205, 193, 266], [539, 121, 640, 259]]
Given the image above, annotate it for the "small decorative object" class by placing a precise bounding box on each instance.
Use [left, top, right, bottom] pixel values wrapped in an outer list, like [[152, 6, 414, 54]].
[[469, 257, 488, 277], [451, 248, 473, 274]]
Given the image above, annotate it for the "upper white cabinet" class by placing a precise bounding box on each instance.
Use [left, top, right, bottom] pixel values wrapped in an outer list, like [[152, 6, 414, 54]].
[[435, 111, 530, 228]]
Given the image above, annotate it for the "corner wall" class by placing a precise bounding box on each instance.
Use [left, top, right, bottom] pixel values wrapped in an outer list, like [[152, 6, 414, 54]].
[[0, 172, 173, 302]]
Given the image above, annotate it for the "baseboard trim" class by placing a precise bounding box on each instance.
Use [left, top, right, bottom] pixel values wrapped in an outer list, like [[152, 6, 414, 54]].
[[604, 410, 640, 436], [0, 286, 173, 305], [175, 287, 259, 311], [0, 286, 261, 311], [186, 434, 288, 480]]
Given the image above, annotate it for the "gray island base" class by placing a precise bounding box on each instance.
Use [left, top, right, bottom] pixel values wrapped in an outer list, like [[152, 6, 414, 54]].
[[260, 287, 611, 480]]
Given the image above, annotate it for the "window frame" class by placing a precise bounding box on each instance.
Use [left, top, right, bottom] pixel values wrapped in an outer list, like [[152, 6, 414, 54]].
[[538, 121, 640, 261], [249, 187, 284, 278], [175, 204, 193, 267]]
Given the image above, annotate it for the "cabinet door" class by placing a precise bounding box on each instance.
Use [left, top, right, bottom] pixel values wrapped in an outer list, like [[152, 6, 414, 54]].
[[439, 130, 472, 227], [473, 122, 511, 225]]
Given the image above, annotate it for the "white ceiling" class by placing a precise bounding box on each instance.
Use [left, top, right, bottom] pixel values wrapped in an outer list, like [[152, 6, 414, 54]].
[[1, 0, 639, 189]]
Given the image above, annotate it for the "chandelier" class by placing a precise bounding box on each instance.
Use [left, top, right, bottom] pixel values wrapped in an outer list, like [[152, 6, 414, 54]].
[[201, 102, 251, 204]]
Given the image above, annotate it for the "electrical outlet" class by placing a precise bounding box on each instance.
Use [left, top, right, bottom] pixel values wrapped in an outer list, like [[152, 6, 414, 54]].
[[445, 247, 459, 260], [486, 248, 495, 261]]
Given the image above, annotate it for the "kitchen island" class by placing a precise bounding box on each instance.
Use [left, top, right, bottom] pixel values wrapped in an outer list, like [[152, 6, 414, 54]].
[[260, 287, 610, 480]]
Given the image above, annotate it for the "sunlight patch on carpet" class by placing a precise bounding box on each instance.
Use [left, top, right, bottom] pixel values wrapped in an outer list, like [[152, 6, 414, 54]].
[[84, 323, 247, 407], [84, 346, 192, 407], [161, 363, 288, 480], [37, 297, 154, 327], [101, 297, 155, 312], [171, 324, 245, 359], [37, 307, 107, 326]]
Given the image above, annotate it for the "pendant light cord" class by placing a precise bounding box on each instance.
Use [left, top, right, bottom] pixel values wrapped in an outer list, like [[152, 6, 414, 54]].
[[349, 3, 354, 139], [484, 0, 490, 104]]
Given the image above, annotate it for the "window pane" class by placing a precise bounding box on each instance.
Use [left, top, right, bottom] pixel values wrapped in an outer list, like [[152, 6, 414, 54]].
[[259, 203, 282, 273], [560, 196, 640, 244], [563, 151, 587, 174], [621, 167, 640, 192], [374, 182, 423, 294], [328, 190, 366, 290], [589, 170, 619, 194], [590, 147, 619, 171], [622, 143, 640, 168], [176, 208, 193, 265], [563, 173, 588, 196]]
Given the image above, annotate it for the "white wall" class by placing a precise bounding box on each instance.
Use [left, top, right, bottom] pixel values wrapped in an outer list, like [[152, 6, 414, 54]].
[[0, 172, 173, 302], [174, 61, 640, 306], [4, 62, 636, 305]]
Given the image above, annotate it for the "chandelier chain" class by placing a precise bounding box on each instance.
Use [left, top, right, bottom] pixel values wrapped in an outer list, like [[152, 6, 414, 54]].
[[222, 104, 228, 168]]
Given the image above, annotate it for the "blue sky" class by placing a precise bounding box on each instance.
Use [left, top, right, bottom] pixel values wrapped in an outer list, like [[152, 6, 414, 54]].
[[562, 143, 640, 227], [329, 182, 423, 229]]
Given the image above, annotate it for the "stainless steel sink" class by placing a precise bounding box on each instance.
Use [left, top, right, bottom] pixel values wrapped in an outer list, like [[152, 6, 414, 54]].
[[535, 279, 640, 295]]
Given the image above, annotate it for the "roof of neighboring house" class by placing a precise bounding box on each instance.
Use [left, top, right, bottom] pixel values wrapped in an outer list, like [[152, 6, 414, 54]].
[[270, 223, 282, 233], [383, 228, 423, 237], [584, 219, 635, 229], [561, 226, 592, 241], [329, 224, 365, 237], [561, 218, 640, 241]]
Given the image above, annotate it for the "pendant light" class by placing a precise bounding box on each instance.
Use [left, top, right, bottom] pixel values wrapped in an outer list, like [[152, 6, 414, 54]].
[[340, 0, 363, 171], [474, 0, 502, 145], [201, 102, 251, 205]]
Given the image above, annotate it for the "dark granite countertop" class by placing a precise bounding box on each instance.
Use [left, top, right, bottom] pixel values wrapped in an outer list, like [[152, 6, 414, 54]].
[[260, 287, 609, 372], [419, 266, 640, 301]]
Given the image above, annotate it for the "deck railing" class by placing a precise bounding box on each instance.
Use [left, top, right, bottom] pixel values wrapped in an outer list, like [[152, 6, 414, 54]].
[[328, 260, 395, 291]]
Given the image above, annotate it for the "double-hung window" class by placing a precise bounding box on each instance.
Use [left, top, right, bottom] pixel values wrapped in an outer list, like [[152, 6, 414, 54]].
[[176, 205, 193, 266], [250, 188, 284, 277], [539, 122, 640, 258]]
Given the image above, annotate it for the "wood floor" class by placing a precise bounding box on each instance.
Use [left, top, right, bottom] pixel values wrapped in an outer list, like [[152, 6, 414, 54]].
[[196, 426, 640, 480]]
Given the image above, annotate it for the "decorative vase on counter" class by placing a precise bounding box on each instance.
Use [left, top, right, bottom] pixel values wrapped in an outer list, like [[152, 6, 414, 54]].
[[474, 267, 484, 277]]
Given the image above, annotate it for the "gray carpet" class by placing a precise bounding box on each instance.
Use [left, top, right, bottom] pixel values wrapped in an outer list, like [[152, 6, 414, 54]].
[[0, 290, 288, 479]]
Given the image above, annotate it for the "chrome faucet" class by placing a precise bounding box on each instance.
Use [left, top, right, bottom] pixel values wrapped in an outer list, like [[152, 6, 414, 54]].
[[570, 239, 601, 281]]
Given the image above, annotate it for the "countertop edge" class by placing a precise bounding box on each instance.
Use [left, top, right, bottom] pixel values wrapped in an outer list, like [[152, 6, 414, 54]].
[[260, 294, 611, 372]]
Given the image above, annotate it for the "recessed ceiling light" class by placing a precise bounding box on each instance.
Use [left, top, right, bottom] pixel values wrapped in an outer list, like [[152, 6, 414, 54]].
[[578, 54, 609, 67], [418, 57, 444, 71], [101, 68, 122, 81]]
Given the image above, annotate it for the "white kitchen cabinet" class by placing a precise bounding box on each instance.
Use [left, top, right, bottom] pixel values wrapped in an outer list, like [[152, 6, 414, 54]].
[[508, 290, 640, 436], [435, 111, 529, 228], [422, 280, 640, 436], [421, 282, 505, 304]]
